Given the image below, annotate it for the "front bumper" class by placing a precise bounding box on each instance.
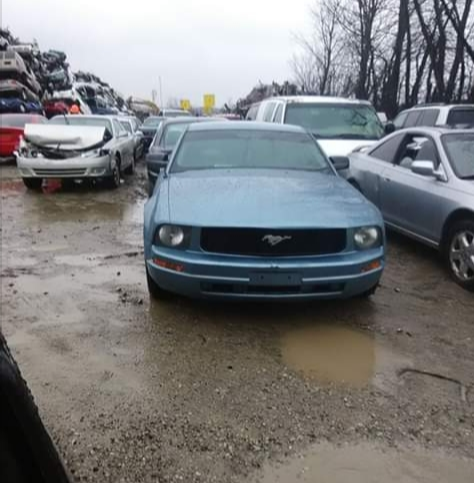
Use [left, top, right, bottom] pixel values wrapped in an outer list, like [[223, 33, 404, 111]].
[[146, 246, 384, 300], [17, 155, 112, 179]]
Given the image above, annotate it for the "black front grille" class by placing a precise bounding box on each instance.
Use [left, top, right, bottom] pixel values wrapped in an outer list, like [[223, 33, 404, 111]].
[[200, 228, 346, 256]]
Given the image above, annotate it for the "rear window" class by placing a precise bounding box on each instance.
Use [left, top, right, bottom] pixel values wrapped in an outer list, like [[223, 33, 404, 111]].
[[142, 117, 163, 128], [447, 108, 474, 127], [0, 114, 47, 128]]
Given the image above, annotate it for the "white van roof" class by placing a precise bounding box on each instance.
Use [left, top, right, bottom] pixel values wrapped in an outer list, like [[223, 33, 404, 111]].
[[265, 96, 372, 105]]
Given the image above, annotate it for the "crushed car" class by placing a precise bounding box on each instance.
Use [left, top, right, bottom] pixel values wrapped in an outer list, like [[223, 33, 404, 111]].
[[16, 115, 136, 190]]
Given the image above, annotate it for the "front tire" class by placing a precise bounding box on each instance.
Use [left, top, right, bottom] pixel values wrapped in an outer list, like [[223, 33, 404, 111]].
[[445, 220, 474, 292], [22, 178, 43, 191], [105, 157, 121, 189]]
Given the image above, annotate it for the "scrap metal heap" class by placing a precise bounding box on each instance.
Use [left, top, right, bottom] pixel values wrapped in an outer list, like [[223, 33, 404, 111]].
[[0, 28, 132, 118]]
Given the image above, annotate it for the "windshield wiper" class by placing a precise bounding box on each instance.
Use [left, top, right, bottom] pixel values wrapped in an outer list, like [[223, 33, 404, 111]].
[[460, 175, 474, 180]]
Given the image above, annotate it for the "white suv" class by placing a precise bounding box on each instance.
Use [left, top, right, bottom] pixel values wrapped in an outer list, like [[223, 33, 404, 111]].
[[393, 104, 474, 130], [253, 96, 386, 157]]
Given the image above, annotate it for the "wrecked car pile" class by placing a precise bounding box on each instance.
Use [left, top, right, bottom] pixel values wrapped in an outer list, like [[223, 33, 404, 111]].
[[0, 28, 133, 119]]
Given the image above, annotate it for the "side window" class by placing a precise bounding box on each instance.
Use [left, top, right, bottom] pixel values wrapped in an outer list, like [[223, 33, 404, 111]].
[[393, 111, 408, 129], [417, 109, 439, 127], [246, 105, 258, 120], [369, 134, 404, 162], [113, 119, 125, 136], [263, 102, 276, 122], [395, 136, 439, 169], [273, 104, 284, 123], [404, 111, 422, 127]]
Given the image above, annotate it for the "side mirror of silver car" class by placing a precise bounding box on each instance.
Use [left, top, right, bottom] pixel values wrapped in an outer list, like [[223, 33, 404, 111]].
[[411, 160, 447, 182], [330, 156, 350, 171]]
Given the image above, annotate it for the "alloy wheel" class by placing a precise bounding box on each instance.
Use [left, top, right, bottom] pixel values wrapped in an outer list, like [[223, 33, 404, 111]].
[[450, 230, 474, 281]]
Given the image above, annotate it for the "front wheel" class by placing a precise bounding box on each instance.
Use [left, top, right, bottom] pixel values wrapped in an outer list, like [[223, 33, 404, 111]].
[[445, 220, 474, 292], [105, 158, 121, 189], [22, 178, 43, 191]]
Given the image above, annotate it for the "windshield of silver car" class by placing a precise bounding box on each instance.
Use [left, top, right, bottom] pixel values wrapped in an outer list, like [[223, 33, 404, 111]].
[[163, 123, 190, 149], [442, 133, 474, 179], [170, 130, 332, 173], [49, 116, 113, 133], [284, 103, 384, 140]]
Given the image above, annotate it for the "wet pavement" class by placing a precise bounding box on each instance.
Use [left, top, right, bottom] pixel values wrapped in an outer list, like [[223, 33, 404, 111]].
[[1, 163, 473, 482]]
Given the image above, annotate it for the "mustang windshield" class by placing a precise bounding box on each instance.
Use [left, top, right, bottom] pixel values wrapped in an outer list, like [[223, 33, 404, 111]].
[[171, 129, 331, 173], [284, 103, 384, 140], [442, 133, 474, 179]]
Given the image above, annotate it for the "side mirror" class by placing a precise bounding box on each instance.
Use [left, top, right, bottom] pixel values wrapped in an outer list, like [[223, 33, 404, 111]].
[[411, 160, 436, 177], [384, 122, 396, 135], [330, 156, 350, 171]]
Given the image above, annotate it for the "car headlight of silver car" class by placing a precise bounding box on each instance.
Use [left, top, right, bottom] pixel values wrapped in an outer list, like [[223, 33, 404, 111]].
[[155, 225, 191, 248], [80, 149, 110, 158], [354, 226, 381, 250]]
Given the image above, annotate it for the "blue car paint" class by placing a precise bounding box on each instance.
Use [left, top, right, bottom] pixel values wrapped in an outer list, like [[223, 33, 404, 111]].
[[144, 124, 385, 301]]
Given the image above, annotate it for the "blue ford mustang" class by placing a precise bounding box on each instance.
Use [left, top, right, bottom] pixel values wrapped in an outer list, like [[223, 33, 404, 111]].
[[144, 122, 385, 300]]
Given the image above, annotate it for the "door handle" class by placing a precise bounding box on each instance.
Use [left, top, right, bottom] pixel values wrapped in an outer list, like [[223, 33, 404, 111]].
[[383, 177, 391, 182]]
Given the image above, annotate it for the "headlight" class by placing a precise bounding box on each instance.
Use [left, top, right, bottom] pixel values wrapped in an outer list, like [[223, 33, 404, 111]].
[[354, 227, 380, 249], [81, 149, 110, 158], [157, 225, 188, 248]]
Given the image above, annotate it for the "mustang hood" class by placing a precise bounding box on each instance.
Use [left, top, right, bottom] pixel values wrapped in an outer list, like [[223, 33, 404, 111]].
[[24, 124, 107, 151], [166, 170, 382, 228]]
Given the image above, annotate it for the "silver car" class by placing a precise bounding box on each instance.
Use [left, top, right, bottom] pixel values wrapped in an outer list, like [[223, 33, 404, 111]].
[[346, 127, 474, 291], [17, 115, 135, 190], [119, 116, 144, 161]]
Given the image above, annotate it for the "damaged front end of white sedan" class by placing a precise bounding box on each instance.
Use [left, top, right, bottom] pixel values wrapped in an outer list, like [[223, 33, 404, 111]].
[[16, 123, 121, 190]]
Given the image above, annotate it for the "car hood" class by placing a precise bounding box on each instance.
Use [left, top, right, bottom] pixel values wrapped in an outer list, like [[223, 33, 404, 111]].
[[318, 139, 377, 157], [165, 170, 382, 228], [23, 124, 107, 151]]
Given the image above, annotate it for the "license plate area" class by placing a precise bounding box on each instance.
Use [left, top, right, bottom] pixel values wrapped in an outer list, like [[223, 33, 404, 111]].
[[249, 272, 301, 287]]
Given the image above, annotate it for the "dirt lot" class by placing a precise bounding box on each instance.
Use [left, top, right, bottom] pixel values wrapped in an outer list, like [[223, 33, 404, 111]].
[[1, 163, 473, 483]]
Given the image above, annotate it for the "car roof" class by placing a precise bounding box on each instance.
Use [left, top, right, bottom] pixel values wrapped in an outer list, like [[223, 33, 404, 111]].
[[162, 108, 188, 113], [160, 117, 214, 127], [187, 121, 306, 133], [262, 95, 372, 106], [391, 126, 474, 136], [404, 104, 474, 111]]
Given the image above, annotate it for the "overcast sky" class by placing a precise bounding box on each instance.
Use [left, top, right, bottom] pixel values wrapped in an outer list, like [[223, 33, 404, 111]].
[[3, 0, 311, 106]]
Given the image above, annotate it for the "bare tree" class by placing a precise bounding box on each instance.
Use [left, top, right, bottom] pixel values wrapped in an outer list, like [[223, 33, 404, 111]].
[[292, 0, 474, 114]]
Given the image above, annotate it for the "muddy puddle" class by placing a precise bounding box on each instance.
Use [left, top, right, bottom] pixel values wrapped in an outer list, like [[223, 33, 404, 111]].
[[255, 442, 474, 483], [281, 325, 376, 387]]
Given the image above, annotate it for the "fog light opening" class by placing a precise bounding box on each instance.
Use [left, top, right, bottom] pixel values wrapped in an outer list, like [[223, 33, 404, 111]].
[[152, 258, 185, 272], [361, 260, 382, 273]]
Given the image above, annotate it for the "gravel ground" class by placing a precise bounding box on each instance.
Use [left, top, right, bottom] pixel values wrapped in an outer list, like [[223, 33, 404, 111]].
[[1, 163, 473, 482]]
